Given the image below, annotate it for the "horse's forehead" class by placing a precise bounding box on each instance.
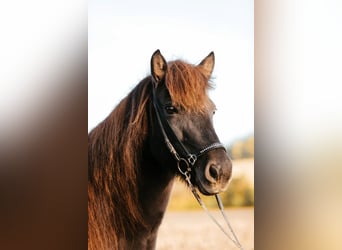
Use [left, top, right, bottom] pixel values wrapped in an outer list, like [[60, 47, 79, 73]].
[[156, 89, 210, 113]]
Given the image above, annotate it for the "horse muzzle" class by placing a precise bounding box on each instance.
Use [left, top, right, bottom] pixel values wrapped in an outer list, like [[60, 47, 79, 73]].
[[195, 150, 232, 195]]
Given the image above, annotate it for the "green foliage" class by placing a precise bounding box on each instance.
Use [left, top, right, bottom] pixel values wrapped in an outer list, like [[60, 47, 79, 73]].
[[221, 175, 254, 207], [227, 135, 254, 160]]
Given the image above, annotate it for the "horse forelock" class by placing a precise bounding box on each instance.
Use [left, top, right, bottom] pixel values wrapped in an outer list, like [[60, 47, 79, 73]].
[[166, 60, 213, 113]]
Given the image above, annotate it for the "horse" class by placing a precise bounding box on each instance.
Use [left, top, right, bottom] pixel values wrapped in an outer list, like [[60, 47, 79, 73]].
[[88, 50, 232, 250]]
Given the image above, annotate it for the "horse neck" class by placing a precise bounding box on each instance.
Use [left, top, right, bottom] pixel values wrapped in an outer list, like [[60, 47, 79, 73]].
[[120, 151, 174, 250], [138, 148, 176, 230]]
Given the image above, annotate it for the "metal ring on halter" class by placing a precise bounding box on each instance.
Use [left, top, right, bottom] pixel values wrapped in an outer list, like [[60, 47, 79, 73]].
[[177, 158, 191, 176]]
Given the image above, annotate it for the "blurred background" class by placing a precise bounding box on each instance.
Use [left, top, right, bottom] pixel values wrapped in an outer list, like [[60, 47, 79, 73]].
[[1, 0, 342, 250], [89, 1, 254, 249]]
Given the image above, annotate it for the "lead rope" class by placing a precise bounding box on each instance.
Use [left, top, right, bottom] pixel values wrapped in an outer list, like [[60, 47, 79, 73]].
[[182, 169, 245, 250], [152, 89, 245, 249], [215, 194, 244, 250]]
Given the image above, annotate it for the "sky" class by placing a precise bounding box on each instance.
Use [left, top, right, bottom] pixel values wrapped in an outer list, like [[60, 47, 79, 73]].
[[89, 0, 253, 145]]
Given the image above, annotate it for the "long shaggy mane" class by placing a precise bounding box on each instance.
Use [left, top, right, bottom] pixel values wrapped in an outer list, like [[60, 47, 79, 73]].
[[88, 77, 151, 249], [88, 59, 212, 249]]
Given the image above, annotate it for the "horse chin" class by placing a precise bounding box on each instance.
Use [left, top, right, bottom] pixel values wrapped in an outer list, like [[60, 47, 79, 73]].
[[195, 181, 225, 196]]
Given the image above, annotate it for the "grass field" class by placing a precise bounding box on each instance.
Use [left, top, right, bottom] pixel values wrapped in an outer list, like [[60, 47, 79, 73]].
[[156, 208, 254, 250]]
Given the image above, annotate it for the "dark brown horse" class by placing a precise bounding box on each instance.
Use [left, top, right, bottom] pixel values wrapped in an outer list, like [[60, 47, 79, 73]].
[[88, 50, 232, 250]]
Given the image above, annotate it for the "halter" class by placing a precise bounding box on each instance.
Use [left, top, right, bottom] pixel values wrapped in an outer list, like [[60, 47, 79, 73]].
[[152, 86, 245, 250], [152, 87, 225, 168]]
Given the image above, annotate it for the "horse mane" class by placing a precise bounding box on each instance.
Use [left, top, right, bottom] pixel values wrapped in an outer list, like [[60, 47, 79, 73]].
[[88, 59, 213, 249], [166, 60, 213, 112], [88, 77, 152, 249]]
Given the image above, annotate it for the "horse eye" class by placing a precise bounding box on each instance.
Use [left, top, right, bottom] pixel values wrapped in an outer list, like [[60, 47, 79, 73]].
[[165, 105, 178, 114], [213, 108, 217, 115]]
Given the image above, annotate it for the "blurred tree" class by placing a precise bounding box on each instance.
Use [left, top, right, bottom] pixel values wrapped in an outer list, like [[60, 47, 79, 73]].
[[244, 136, 254, 158], [227, 134, 254, 159], [221, 175, 254, 207], [231, 141, 244, 159]]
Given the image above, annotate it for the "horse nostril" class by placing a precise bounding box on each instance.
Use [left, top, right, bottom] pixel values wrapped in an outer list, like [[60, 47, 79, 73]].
[[209, 164, 219, 181]]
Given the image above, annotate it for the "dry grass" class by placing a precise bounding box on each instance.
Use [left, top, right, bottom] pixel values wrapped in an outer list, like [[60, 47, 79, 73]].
[[156, 208, 254, 250]]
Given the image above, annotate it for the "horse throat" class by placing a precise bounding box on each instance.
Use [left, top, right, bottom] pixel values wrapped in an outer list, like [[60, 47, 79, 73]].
[[133, 155, 175, 249], [139, 158, 175, 228]]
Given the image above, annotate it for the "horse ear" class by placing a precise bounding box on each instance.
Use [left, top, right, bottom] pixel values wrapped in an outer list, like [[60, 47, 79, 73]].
[[151, 50, 167, 85], [197, 52, 215, 79]]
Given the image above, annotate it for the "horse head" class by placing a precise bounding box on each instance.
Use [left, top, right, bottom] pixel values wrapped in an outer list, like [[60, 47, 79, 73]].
[[149, 50, 232, 195]]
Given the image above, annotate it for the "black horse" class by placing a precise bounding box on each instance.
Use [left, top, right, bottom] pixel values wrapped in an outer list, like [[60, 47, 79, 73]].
[[88, 50, 232, 250]]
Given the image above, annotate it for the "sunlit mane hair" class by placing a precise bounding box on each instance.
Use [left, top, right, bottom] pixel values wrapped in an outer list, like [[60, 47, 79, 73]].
[[88, 77, 151, 249], [88, 59, 213, 249], [166, 60, 213, 112]]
